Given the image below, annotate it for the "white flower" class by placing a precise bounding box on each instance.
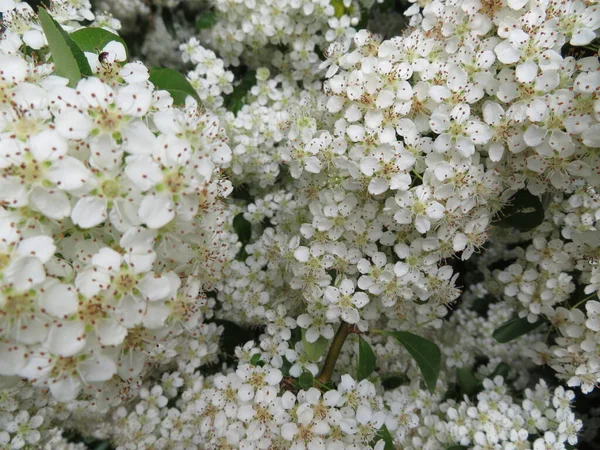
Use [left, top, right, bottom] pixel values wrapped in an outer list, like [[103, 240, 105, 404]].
[[324, 279, 369, 324], [393, 185, 445, 234]]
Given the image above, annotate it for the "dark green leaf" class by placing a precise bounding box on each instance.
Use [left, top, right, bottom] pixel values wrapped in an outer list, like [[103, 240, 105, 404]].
[[357, 335, 376, 381], [149, 67, 200, 106], [381, 375, 405, 390], [495, 190, 544, 231], [225, 70, 255, 114], [233, 213, 252, 245], [211, 319, 258, 357], [69, 27, 128, 59], [374, 425, 395, 450], [491, 362, 511, 379], [492, 317, 544, 343], [446, 446, 469, 450], [456, 368, 480, 397], [196, 12, 218, 29], [298, 371, 314, 390], [386, 331, 441, 394], [302, 329, 329, 362], [38, 8, 92, 87]]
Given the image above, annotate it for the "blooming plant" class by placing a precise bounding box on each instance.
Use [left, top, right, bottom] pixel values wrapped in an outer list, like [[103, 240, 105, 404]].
[[0, 0, 599, 449]]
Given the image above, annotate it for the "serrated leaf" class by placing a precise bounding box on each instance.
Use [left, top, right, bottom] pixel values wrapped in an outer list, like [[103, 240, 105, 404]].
[[492, 317, 544, 343], [298, 371, 314, 390], [38, 7, 92, 87], [386, 331, 441, 394], [357, 335, 376, 381], [456, 368, 480, 397], [301, 329, 329, 362], [195, 12, 218, 29], [69, 27, 128, 59], [495, 190, 544, 231], [149, 67, 200, 106]]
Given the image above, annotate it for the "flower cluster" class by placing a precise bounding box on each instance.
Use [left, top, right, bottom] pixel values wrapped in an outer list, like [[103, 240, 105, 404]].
[[0, 1, 236, 408], [1, 0, 600, 448]]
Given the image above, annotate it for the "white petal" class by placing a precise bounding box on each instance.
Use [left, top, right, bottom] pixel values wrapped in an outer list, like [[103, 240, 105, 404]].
[[80, 354, 116, 382], [5, 256, 45, 290], [17, 236, 56, 263], [46, 157, 91, 190], [516, 61, 538, 83], [571, 28, 596, 46], [49, 376, 81, 402], [71, 197, 108, 228], [39, 282, 78, 317], [0, 342, 27, 375], [138, 193, 175, 229], [96, 319, 127, 346], [368, 178, 389, 195], [30, 188, 71, 220], [45, 321, 86, 357], [103, 41, 127, 61], [55, 111, 93, 140], [142, 302, 171, 329]]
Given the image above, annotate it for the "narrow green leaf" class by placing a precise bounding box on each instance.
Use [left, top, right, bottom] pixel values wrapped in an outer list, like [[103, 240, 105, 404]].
[[301, 329, 329, 362], [492, 317, 544, 343], [495, 189, 544, 231], [456, 368, 480, 397], [149, 67, 200, 106], [38, 8, 92, 87], [357, 335, 376, 381], [69, 27, 128, 59], [195, 12, 218, 30], [298, 371, 314, 390], [374, 425, 395, 450], [386, 331, 441, 394]]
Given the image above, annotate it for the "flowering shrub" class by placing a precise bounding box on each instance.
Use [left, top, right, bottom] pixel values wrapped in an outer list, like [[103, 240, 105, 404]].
[[0, 0, 599, 449]]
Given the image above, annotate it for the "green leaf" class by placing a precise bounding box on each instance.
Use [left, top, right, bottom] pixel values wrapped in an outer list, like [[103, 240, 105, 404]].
[[225, 70, 256, 114], [446, 446, 469, 450], [492, 317, 544, 343], [37, 7, 92, 87], [298, 371, 314, 390], [250, 353, 262, 366], [386, 331, 441, 394], [69, 27, 128, 59], [456, 368, 480, 397], [233, 213, 252, 245], [301, 329, 329, 362], [495, 189, 544, 231], [211, 319, 257, 357], [357, 336, 376, 381], [491, 362, 511, 379], [373, 425, 395, 450], [195, 12, 218, 29], [149, 67, 200, 106]]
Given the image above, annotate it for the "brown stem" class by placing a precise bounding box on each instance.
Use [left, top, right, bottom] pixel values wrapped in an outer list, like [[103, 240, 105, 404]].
[[316, 321, 351, 385]]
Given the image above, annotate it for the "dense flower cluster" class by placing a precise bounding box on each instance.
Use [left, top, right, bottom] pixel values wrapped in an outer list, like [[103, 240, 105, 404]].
[[0, 0, 235, 405], [0, 0, 599, 448]]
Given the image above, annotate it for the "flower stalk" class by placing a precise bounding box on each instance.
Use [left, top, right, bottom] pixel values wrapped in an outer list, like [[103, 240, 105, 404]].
[[316, 321, 351, 384]]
